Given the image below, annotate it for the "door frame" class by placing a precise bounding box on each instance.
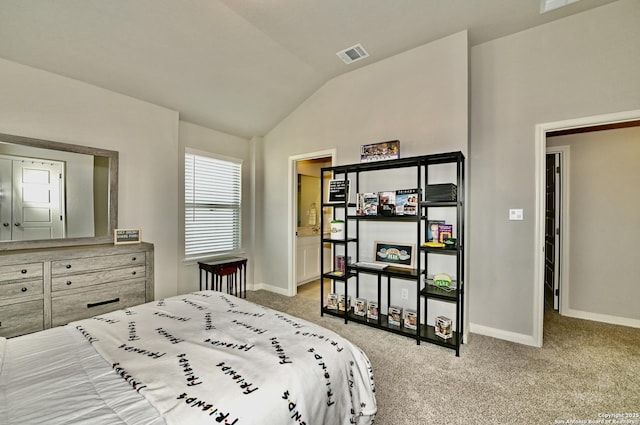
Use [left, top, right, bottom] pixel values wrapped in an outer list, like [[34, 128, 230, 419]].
[[287, 149, 336, 296], [534, 109, 640, 347]]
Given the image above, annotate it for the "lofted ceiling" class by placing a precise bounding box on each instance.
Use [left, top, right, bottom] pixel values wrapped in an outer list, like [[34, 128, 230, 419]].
[[0, 0, 618, 139]]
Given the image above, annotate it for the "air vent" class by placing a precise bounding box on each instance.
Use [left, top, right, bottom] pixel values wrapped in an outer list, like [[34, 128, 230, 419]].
[[336, 43, 369, 64]]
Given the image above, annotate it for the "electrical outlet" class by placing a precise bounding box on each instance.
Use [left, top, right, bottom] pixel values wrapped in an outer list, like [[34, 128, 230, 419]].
[[401, 288, 409, 300]]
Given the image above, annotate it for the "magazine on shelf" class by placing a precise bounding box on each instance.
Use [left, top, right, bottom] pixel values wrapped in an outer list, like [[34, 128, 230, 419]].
[[354, 298, 367, 317], [388, 305, 403, 327], [378, 191, 396, 216], [327, 179, 351, 203], [356, 192, 379, 216], [367, 300, 379, 320], [395, 189, 419, 216]]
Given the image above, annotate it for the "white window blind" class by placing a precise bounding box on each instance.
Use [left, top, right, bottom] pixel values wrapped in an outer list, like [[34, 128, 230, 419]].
[[185, 152, 241, 258]]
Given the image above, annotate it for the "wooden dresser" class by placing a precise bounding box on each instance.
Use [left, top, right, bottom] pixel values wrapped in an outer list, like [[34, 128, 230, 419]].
[[0, 242, 154, 338]]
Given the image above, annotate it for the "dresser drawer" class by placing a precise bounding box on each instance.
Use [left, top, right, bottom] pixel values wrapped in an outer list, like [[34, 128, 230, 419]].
[[51, 265, 146, 292], [51, 280, 146, 326], [0, 262, 44, 283], [0, 299, 44, 338], [0, 279, 44, 300], [52, 252, 146, 275]]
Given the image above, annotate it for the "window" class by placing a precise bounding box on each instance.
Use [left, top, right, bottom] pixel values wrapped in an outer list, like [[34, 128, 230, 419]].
[[185, 150, 242, 259]]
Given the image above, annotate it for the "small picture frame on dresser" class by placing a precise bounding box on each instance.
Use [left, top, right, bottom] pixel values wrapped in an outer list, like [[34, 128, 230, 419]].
[[114, 229, 141, 245]]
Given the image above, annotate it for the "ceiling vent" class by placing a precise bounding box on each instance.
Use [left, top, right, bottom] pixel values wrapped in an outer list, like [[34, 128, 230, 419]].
[[336, 43, 369, 64]]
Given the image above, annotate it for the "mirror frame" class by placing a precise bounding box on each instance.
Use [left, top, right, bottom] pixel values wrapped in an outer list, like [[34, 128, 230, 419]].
[[0, 132, 118, 251]]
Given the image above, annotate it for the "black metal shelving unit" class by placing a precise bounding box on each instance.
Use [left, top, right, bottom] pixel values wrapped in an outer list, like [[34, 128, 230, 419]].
[[319, 152, 465, 356]]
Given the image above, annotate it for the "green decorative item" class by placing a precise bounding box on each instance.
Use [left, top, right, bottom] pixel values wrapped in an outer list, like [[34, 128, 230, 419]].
[[433, 273, 452, 287]]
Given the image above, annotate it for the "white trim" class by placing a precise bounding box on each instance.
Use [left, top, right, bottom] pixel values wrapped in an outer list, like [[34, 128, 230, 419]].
[[561, 308, 640, 329], [288, 149, 337, 297], [534, 109, 640, 347], [249, 281, 291, 296], [469, 323, 537, 347]]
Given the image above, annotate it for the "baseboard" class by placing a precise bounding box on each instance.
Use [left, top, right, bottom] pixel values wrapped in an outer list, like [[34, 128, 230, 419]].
[[562, 308, 640, 329], [469, 323, 538, 347], [248, 282, 291, 297]]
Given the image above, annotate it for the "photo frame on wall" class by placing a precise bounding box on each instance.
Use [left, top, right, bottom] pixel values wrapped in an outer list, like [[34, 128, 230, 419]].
[[360, 140, 400, 163], [373, 240, 416, 269]]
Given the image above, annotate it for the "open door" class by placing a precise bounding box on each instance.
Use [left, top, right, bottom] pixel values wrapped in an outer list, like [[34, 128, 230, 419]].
[[544, 153, 560, 311]]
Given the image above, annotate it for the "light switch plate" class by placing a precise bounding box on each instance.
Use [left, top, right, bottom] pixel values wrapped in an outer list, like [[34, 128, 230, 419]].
[[509, 209, 524, 221]]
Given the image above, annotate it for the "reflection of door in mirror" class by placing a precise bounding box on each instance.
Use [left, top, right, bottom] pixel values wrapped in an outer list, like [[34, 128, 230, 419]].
[[0, 155, 65, 241]]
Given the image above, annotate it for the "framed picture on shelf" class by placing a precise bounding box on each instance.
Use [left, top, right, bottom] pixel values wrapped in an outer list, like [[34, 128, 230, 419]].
[[327, 179, 351, 203], [360, 140, 400, 163], [373, 240, 416, 269], [427, 220, 445, 243]]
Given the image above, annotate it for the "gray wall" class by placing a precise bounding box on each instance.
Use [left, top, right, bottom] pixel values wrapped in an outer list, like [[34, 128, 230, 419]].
[[547, 126, 640, 322], [469, 0, 640, 342], [258, 31, 469, 295]]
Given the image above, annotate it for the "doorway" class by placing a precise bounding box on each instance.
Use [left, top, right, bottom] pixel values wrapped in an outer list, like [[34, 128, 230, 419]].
[[288, 149, 336, 296], [534, 109, 640, 347]]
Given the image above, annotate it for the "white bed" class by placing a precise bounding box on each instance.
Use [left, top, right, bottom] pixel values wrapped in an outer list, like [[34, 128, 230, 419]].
[[0, 291, 376, 424]]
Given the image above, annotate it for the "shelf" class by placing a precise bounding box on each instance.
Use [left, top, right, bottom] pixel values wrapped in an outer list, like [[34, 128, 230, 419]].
[[346, 215, 419, 222], [420, 246, 460, 255], [421, 200, 459, 208], [320, 151, 465, 356], [321, 237, 357, 244], [421, 282, 458, 302], [322, 271, 355, 281], [349, 265, 421, 280], [322, 307, 460, 352]]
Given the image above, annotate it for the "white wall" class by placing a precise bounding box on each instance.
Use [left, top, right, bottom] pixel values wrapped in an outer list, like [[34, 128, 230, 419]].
[[469, 0, 640, 344], [258, 31, 469, 293], [0, 57, 180, 299], [177, 121, 254, 295], [547, 126, 640, 323]]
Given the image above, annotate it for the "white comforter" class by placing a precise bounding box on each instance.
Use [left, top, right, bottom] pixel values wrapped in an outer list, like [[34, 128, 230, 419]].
[[1, 291, 376, 425]]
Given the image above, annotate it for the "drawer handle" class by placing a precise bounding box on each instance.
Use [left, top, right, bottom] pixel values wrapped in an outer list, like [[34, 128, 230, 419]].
[[132, 257, 137, 261], [21, 269, 27, 274], [87, 298, 120, 309], [21, 287, 27, 292], [66, 264, 72, 269], [132, 271, 137, 276], [66, 281, 73, 286]]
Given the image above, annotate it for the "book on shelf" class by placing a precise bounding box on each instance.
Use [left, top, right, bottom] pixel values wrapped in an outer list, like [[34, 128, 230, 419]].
[[334, 255, 351, 275], [354, 298, 367, 317], [395, 188, 419, 216], [425, 183, 457, 202], [326, 293, 338, 310], [403, 308, 417, 330], [435, 316, 452, 339], [367, 300, 379, 320], [356, 192, 379, 216], [427, 220, 445, 242], [388, 305, 403, 327], [338, 294, 351, 312], [437, 223, 453, 243], [327, 179, 351, 203], [378, 191, 396, 216]]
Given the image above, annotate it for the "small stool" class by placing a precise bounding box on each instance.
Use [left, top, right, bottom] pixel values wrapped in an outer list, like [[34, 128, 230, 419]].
[[198, 257, 247, 298]]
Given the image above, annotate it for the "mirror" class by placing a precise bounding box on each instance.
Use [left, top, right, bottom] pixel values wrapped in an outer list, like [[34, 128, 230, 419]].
[[0, 132, 117, 251]]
